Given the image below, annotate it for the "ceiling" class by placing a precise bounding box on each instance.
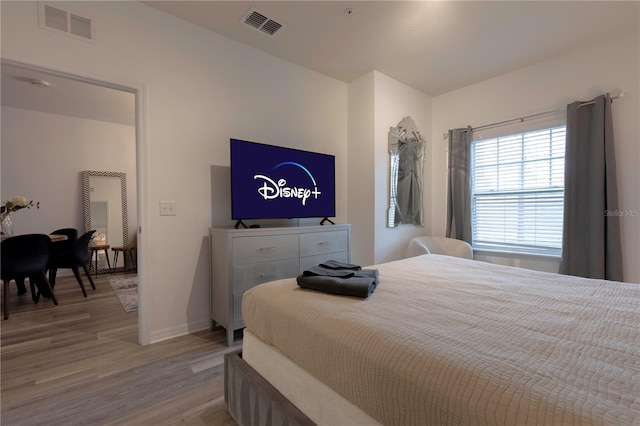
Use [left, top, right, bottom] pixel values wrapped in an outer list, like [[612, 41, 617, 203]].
[[1, 63, 136, 126], [145, 1, 639, 95], [1, 1, 637, 124]]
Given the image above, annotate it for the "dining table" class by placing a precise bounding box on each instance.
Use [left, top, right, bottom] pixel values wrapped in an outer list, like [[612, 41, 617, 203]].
[[0, 233, 67, 242]]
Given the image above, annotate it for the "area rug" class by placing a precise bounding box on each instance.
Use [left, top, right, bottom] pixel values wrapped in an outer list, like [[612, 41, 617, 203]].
[[108, 274, 138, 312]]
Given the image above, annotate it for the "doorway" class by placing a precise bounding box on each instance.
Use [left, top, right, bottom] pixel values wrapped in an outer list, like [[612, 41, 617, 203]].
[[0, 60, 147, 343]]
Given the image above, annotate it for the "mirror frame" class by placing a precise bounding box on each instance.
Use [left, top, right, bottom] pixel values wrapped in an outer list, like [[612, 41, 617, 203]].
[[83, 170, 129, 273]]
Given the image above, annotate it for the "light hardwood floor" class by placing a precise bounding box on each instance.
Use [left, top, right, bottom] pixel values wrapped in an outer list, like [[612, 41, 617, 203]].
[[1, 273, 239, 425]]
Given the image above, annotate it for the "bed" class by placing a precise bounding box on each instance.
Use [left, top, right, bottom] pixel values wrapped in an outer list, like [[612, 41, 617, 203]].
[[227, 254, 639, 425]]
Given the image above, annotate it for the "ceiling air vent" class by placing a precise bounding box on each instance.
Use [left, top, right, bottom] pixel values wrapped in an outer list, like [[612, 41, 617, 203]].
[[241, 8, 285, 37], [38, 2, 96, 43], [70, 13, 93, 40]]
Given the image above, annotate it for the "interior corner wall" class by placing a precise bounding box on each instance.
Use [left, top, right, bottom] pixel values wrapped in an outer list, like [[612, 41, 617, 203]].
[[347, 72, 376, 266], [348, 71, 432, 266], [431, 32, 640, 282], [1, 1, 348, 342]]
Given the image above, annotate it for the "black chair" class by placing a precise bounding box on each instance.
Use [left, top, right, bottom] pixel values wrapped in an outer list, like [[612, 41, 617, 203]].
[[1, 234, 59, 320], [50, 228, 77, 250], [48, 228, 78, 286], [48, 230, 96, 298]]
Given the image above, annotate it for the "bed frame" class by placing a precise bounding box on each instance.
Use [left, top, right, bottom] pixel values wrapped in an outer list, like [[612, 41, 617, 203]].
[[224, 350, 313, 426]]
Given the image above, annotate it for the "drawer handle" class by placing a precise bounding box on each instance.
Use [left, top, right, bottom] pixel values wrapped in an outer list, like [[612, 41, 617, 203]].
[[258, 247, 276, 252], [260, 272, 276, 279], [317, 241, 331, 246]]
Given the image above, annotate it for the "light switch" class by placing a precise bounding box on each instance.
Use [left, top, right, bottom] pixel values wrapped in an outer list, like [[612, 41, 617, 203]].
[[160, 201, 176, 216]]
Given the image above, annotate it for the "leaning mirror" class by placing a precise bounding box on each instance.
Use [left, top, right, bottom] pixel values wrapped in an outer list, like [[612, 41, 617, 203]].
[[388, 116, 425, 227], [83, 171, 128, 274]]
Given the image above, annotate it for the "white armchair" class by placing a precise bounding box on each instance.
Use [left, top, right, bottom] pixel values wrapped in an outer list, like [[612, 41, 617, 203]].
[[405, 236, 473, 259]]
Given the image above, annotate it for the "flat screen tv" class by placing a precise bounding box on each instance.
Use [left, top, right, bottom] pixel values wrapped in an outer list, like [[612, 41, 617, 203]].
[[230, 139, 336, 226]]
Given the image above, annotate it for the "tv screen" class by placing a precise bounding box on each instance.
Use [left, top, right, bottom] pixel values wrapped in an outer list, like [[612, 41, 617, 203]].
[[230, 139, 336, 221]]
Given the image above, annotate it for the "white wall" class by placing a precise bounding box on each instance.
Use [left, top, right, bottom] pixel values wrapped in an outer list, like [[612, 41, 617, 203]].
[[1, 1, 348, 342], [431, 32, 640, 282], [1, 106, 137, 247]]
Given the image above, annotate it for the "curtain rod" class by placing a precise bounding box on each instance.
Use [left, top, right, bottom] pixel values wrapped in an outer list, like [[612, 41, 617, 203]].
[[443, 92, 624, 139]]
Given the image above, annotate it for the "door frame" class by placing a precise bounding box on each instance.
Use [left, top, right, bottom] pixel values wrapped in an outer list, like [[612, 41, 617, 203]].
[[1, 58, 151, 344]]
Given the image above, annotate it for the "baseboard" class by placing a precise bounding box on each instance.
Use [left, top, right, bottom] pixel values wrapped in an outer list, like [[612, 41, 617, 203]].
[[149, 318, 211, 344]]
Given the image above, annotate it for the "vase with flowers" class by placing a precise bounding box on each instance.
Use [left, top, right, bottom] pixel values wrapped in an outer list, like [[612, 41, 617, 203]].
[[1, 196, 39, 237]]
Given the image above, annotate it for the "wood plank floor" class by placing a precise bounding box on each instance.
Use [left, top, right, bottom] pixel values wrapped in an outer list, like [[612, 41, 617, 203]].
[[1, 273, 239, 425]]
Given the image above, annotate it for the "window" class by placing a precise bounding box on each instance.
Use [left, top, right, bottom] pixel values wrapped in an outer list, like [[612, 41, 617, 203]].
[[471, 126, 566, 256]]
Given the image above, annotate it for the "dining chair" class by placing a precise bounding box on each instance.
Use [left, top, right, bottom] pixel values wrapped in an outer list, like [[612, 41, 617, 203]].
[[1, 234, 59, 320], [89, 243, 111, 277], [111, 245, 136, 273], [48, 230, 96, 298], [48, 228, 78, 285]]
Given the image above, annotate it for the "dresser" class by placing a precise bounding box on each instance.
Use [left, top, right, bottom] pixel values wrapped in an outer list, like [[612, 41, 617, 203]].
[[210, 224, 351, 346]]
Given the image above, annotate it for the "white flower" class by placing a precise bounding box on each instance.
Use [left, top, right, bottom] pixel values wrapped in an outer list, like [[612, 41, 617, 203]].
[[1, 196, 39, 220], [6, 196, 30, 208]]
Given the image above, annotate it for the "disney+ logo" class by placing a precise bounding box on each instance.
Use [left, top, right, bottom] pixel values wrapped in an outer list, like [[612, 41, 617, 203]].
[[253, 161, 321, 206]]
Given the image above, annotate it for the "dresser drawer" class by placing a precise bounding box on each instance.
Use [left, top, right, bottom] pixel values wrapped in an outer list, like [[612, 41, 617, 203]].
[[232, 235, 299, 264], [232, 259, 300, 293], [231, 259, 298, 322], [231, 259, 299, 324], [300, 230, 348, 257]]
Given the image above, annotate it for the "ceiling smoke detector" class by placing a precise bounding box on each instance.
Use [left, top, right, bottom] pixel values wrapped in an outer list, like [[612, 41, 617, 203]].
[[241, 8, 285, 37]]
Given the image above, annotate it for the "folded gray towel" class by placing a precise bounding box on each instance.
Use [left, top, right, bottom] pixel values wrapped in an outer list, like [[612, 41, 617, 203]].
[[354, 269, 380, 287], [296, 274, 375, 299], [319, 260, 362, 270], [304, 265, 379, 286], [303, 265, 355, 278]]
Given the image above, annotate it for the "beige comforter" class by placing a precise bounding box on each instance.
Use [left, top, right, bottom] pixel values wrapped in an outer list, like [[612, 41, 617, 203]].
[[242, 254, 639, 425]]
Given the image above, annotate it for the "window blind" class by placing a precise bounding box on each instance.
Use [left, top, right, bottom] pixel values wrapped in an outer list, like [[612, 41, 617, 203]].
[[471, 126, 566, 256]]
